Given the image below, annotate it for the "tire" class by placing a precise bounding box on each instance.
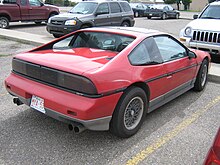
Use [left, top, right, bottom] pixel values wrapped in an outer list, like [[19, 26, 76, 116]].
[[35, 21, 42, 25], [147, 16, 151, 19], [193, 59, 208, 91], [175, 14, 179, 19], [110, 87, 148, 138], [134, 11, 139, 18], [121, 21, 130, 27], [161, 13, 166, 20], [0, 17, 9, 29], [53, 34, 62, 38]]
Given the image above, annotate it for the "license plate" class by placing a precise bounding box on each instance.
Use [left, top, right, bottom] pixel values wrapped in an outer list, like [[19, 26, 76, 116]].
[[149, 14, 152, 16], [30, 95, 45, 114]]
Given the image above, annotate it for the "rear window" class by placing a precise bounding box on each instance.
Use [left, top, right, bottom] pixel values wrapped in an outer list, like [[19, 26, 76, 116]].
[[110, 2, 122, 13], [52, 32, 135, 52], [120, 2, 132, 12]]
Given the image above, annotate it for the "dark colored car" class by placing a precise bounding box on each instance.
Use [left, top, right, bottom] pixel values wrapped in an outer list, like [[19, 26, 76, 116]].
[[204, 127, 220, 165], [0, 0, 59, 28], [145, 4, 180, 20], [5, 27, 210, 138], [46, 0, 134, 38], [129, 2, 149, 17]]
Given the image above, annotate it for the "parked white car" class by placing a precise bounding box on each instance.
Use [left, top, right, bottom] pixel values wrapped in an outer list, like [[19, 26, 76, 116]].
[[179, 1, 220, 55]]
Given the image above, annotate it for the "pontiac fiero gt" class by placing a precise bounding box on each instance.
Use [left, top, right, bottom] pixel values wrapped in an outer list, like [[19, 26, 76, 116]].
[[5, 27, 210, 138]]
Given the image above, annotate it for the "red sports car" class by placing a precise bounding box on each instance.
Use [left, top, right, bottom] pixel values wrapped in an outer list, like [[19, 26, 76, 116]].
[[5, 27, 211, 138]]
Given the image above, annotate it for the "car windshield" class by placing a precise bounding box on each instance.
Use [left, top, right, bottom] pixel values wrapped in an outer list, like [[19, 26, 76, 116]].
[[200, 5, 220, 19], [69, 2, 98, 14], [53, 31, 135, 52]]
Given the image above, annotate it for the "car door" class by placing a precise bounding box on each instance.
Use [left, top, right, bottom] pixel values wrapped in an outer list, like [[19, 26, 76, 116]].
[[154, 35, 197, 96], [128, 37, 170, 111], [166, 5, 176, 17], [94, 3, 111, 26], [28, 0, 47, 20], [20, 0, 29, 20], [109, 2, 123, 26]]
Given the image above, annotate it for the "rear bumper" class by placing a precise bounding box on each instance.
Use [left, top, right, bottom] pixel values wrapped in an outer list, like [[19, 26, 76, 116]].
[[5, 73, 122, 131]]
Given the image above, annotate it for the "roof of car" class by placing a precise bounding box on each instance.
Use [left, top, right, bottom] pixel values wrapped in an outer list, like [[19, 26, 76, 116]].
[[81, 27, 162, 37], [210, 1, 220, 5]]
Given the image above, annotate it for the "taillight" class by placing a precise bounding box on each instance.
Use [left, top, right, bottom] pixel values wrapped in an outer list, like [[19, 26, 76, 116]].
[[12, 58, 97, 95]]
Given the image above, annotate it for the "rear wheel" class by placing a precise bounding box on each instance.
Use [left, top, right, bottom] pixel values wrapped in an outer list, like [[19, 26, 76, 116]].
[[110, 87, 147, 138], [175, 13, 179, 19], [193, 59, 208, 91], [161, 13, 166, 20], [121, 21, 130, 27], [134, 11, 139, 17], [0, 17, 9, 29]]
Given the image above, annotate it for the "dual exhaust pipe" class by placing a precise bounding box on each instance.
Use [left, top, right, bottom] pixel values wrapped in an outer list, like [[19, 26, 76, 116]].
[[13, 97, 86, 134], [13, 98, 23, 106], [68, 123, 86, 134]]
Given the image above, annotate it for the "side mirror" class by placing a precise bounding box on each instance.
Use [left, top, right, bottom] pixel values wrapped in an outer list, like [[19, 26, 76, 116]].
[[193, 14, 198, 19], [40, 2, 44, 6], [188, 51, 197, 59]]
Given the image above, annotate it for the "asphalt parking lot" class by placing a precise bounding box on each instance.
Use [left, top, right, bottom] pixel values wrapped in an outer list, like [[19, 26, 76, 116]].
[[0, 16, 220, 165]]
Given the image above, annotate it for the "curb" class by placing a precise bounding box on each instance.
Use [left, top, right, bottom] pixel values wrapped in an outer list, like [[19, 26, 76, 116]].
[[0, 35, 42, 46], [208, 74, 220, 84]]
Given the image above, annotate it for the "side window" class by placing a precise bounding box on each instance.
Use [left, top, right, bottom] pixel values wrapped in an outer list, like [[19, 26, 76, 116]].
[[110, 2, 122, 13], [21, 0, 27, 6], [3, 0, 16, 4], [96, 3, 109, 14], [120, 2, 132, 12], [128, 37, 163, 65], [154, 36, 187, 62], [29, 0, 41, 6], [168, 5, 173, 10]]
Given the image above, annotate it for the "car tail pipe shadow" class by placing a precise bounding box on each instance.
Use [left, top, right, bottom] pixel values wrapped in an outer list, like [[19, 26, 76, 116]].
[[68, 123, 86, 134], [13, 98, 24, 106]]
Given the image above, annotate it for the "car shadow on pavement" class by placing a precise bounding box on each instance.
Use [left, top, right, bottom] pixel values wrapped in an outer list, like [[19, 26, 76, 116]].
[[9, 23, 46, 30], [0, 89, 204, 164]]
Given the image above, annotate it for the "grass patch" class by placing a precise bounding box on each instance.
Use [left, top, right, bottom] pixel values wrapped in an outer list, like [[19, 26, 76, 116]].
[[0, 54, 12, 57]]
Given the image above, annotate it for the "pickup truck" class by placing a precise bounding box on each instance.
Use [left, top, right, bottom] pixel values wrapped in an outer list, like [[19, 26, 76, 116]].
[[0, 0, 59, 28]]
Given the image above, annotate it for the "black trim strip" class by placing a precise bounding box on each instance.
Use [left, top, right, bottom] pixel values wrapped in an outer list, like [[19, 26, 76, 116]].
[[145, 63, 199, 83], [12, 61, 201, 99], [13, 71, 125, 99]]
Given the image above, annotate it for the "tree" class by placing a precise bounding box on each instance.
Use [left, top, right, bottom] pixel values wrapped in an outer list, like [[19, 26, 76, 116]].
[[163, 0, 181, 10], [182, 0, 192, 10], [176, 0, 181, 10]]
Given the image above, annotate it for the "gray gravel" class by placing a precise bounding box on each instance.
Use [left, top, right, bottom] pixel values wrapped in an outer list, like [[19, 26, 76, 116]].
[[0, 38, 34, 56]]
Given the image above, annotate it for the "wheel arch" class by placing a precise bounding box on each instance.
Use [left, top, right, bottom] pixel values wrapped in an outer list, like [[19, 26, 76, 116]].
[[125, 81, 150, 103], [0, 13, 11, 21]]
